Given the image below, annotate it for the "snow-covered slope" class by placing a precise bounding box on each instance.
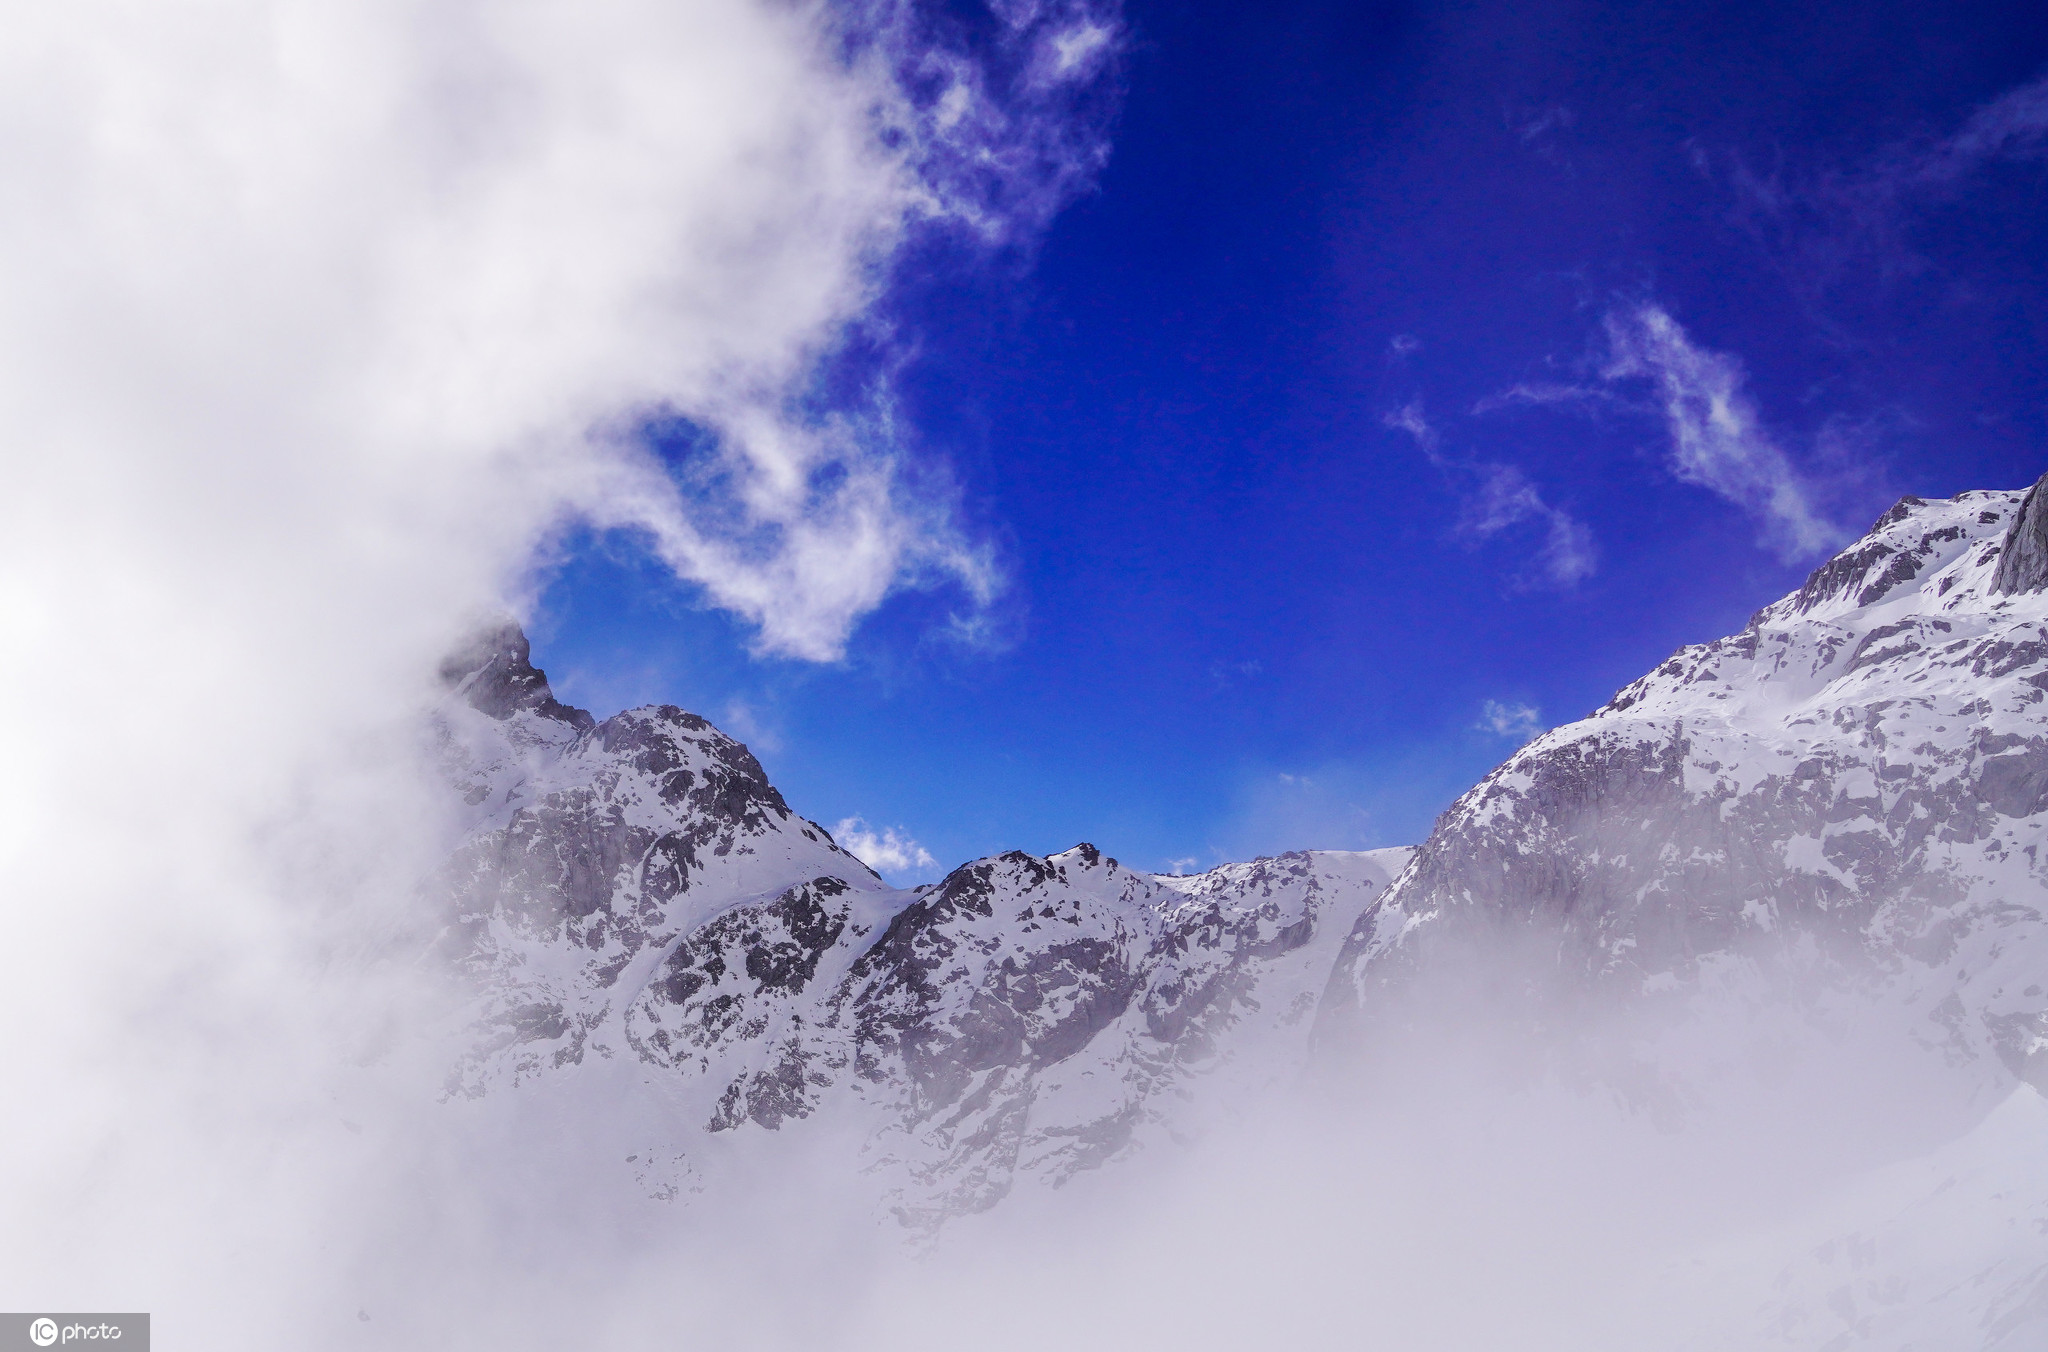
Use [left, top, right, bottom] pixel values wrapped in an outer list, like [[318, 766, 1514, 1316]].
[[432, 624, 883, 1093], [1324, 481, 2048, 1102], [429, 623, 1408, 1222], [1668, 1084, 2048, 1351]]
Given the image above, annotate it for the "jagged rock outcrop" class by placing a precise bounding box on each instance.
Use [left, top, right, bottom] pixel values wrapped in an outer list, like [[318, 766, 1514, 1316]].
[[433, 632, 879, 1090], [1993, 469, 2048, 595], [439, 620, 595, 731]]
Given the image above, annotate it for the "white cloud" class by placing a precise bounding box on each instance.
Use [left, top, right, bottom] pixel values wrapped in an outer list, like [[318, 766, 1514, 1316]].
[[0, 0, 1115, 667], [1602, 304, 1843, 561], [719, 700, 782, 754], [1537, 512, 1599, 587], [1462, 463, 1600, 587], [833, 817, 939, 876], [1384, 399, 1442, 457], [1478, 699, 1543, 742], [1385, 402, 1596, 587], [1919, 72, 2048, 183], [0, 0, 1114, 1335], [1208, 657, 1263, 690], [1049, 21, 1117, 77], [905, 0, 1123, 245], [1512, 104, 1576, 144], [1505, 101, 1578, 170], [1470, 381, 1609, 416]]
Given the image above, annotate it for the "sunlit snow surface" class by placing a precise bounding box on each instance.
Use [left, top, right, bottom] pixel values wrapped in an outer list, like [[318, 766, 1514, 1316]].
[[1656, 1083, 2048, 1350]]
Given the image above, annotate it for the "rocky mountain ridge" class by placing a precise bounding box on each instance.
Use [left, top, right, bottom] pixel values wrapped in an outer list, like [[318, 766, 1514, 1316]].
[[432, 626, 1406, 1222], [429, 475, 2048, 1348]]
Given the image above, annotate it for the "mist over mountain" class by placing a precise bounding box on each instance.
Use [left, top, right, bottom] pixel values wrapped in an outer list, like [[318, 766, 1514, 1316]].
[[411, 474, 2048, 1349]]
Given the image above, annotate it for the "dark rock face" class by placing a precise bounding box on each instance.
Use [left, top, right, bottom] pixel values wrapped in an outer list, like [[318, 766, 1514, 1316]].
[[631, 878, 852, 1061], [432, 627, 877, 1097], [1787, 496, 1967, 617], [619, 843, 1403, 1225], [442, 704, 808, 957], [1994, 471, 2048, 595], [835, 851, 1145, 1110], [441, 620, 595, 731]]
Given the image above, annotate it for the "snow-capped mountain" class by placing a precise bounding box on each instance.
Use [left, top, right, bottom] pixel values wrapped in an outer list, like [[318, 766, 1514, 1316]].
[[1315, 476, 2048, 1349], [1323, 481, 2048, 1098], [428, 475, 2048, 1346], [431, 623, 1407, 1223]]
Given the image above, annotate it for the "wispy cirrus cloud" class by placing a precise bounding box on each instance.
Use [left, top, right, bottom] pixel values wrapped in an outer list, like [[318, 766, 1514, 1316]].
[[1711, 69, 2048, 305], [1503, 100, 1578, 172], [1386, 401, 1597, 588], [1465, 462, 1600, 586], [1921, 71, 2048, 181], [1600, 304, 1843, 561], [1470, 381, 1613, 416]]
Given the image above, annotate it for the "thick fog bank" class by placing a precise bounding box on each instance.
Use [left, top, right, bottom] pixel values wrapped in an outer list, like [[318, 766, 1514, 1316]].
[[0, 0, 1114, 1341], [302, 952, 2017, 1352]]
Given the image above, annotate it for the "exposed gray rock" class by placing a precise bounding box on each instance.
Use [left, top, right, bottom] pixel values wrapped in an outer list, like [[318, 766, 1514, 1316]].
[[1994, 471, 2048, 595], [440, 619, 594, 731], [430, 474, 2048, 1234]]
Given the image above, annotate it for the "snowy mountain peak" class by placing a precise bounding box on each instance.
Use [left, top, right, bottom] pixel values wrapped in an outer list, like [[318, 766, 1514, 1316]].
[[438, 618, 595, 731], [1772, 486, 2017, 624], [410, 484, 2048, 1342], [428, 471, 2048, 1266], [1325, 478, 2048, 1109]]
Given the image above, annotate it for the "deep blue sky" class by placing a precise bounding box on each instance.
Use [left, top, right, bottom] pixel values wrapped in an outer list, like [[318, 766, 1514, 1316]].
[[532, 0, 2048, 878]]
